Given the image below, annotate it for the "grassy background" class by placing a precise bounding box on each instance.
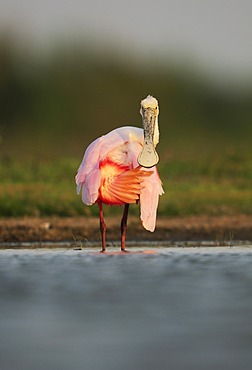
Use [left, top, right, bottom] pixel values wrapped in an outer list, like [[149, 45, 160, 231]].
[[1, 148, 251, 218], [1, 37, 252, 218]]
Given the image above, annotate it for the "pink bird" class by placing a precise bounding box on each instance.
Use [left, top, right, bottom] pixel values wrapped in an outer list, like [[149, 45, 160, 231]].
[[76, 95, 164, 252]]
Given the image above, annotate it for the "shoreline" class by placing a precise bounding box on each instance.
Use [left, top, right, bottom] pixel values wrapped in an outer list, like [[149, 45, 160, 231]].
[[0, 215, 252, 245]]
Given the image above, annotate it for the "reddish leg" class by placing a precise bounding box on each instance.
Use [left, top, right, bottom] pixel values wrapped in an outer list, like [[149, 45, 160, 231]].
[[121, 203, 129, 252], [98, 201, 106, 252]]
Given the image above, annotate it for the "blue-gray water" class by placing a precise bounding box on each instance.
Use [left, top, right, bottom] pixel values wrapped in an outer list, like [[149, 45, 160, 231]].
[[1, 247, 252, 370]]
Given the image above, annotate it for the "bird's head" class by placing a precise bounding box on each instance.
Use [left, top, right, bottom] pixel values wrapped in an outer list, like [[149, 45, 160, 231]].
[[138, 95, 160, 168]]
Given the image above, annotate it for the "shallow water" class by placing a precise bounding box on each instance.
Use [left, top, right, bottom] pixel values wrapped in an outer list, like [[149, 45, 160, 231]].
[[1, 247, 252, 370]]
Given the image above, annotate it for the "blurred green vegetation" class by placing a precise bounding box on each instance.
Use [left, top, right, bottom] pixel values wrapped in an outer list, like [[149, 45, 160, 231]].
[[0, 153, 251, 217], [0, 35, 252, 217]]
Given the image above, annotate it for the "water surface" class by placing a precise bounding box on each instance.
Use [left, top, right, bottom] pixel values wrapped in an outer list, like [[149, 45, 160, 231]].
[[1, 247, 252, 370]]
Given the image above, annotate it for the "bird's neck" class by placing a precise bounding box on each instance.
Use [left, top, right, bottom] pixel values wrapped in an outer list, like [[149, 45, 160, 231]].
[[153, 117, 159, 147]]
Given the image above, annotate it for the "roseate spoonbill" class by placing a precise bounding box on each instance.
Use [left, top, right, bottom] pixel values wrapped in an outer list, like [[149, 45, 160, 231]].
[[76, 95, 164, 252]]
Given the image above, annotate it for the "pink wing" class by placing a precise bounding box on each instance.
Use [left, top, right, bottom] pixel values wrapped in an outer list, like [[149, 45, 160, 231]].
[[75, 126, 143, 205], [139, 167, 164, 232]]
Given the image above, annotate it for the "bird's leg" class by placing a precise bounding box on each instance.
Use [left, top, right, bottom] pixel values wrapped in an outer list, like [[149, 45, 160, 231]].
[[98, 201, 106, 252], [121, 203, 129, 252]]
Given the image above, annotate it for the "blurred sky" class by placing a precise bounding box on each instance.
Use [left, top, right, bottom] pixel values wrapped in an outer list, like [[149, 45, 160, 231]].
[[0, 0, 252, 80]]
